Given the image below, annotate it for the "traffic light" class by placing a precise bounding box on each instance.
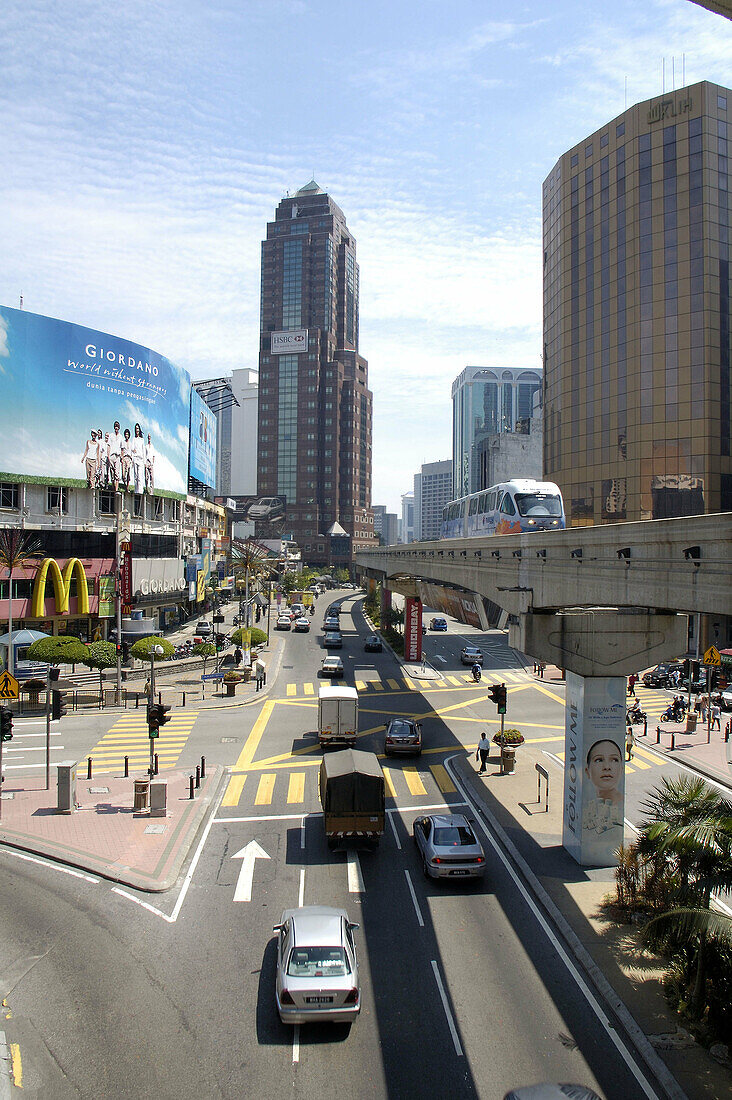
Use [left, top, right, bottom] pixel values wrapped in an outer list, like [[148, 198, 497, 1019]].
[[51, 689, 68, 721], [147, 703, 171, 737], [157, 703, 171, 728], [0, 707, 13, 742], [488, 683, 507, 715]]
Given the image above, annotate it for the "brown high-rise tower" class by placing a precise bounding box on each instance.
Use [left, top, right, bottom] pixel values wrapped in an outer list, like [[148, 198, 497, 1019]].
[[256, 181, 376, 568]]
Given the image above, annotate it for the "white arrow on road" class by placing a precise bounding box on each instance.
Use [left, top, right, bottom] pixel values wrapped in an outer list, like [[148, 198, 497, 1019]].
[[232, 841, 270, 902]]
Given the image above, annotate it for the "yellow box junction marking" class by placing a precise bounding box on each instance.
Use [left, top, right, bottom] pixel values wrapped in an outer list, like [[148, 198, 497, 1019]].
[[286, 683, 296, 696], [382, 768, 397, 798], [403, 767, 427, 796], [430, 764, 456, 793], [255, 774, 276, 804], [287, 772, 306, 803], [222, 774, 247, 807], [303, 683, 314, 696]]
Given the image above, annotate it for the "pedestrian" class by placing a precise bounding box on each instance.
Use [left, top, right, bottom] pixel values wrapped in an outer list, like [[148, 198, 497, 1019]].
[[476, 731, 491, 775], [725, 719, 731, 744], [234, 646, 242, 667], [626, 725, 634, 761], [711, 702, 721, 731], [699, 696, 708, 722], [144, 677, 151, 700], [538, 661, 545, 679], [627, 674, 637, 697]]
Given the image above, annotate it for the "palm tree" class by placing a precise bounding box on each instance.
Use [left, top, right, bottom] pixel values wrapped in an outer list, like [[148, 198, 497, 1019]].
[[0, 530, 43, 676], [638, 776, 732, 1015]]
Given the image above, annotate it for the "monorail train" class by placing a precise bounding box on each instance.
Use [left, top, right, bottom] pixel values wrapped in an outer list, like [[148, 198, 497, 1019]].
[[440, 479, 566, 539]]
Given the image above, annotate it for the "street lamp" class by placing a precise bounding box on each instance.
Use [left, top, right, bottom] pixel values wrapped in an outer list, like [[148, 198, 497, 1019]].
[[148, 644, 163, 778]]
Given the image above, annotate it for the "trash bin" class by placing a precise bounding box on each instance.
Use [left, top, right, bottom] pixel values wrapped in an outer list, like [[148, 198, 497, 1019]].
[[150, 781, 167, 818], [134, 777, 150, 811], [501, 747, 516, 774], [57, 762, 77, 813], [686, 714, 697, 733]]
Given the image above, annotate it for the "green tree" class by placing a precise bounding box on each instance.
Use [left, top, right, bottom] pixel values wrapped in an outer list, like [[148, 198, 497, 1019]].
[[0, 529, 43, 675], [26, 635, 88, 667], [82, 641, 118, 693], [130, 636, 175, 662], [333, 567, 349, 584], [638, 776, 732, 1016], [231, 627, 267, 648]]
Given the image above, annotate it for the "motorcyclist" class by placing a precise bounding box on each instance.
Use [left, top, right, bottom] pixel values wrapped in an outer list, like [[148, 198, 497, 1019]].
[[309, 605, 315, 616], [471, 662, 482, 683]]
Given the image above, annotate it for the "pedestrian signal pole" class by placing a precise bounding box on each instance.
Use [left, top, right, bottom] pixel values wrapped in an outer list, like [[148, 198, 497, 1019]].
[[0, 706, 14, 821], [488, 683, 508, 742]]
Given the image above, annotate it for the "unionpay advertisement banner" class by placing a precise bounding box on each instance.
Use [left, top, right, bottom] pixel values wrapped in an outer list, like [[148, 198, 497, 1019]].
[[189, 387, 217, 489], [0, 306, 191, 494]]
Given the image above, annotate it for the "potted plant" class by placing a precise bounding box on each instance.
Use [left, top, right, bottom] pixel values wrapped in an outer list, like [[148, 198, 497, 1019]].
[[223, 670, 242, 696], [492, 728, 525, 747], [20, 677, 46, 708]]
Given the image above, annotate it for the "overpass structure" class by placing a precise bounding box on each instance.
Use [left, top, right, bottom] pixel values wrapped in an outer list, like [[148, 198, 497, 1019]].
[[355, 512, 731, 681]]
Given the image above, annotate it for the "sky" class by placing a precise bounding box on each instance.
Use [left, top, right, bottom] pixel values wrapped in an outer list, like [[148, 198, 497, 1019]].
[[1, 0, 730, 513]]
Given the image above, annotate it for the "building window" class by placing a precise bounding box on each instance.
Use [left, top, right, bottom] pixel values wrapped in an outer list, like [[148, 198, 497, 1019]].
[[0, 483, 19, 510], [98, 490, 116, 514], [47, 486, 69, 513]]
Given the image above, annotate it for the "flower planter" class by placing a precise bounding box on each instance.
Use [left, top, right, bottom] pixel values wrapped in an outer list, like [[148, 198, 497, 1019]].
[[226, 683, 237, 697]]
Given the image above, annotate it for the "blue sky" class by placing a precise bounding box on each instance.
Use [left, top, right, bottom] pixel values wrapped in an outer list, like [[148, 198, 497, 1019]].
[[1, 1, 730, 513]]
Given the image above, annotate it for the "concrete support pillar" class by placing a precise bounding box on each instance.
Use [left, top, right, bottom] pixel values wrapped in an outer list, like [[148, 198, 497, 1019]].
[[562, 673, 627, 867], [380, 587, 392, 623]]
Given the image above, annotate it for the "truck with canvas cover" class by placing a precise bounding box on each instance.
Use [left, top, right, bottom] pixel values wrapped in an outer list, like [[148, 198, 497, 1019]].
[[319, 749, 385, 850], [318, 685, 359, 748]]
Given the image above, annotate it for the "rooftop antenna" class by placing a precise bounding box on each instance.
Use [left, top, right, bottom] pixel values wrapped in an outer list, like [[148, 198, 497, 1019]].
[[19, 293, 23, 310]]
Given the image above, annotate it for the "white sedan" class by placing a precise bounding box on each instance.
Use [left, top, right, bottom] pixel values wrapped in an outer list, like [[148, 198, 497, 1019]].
[[293, 617, 311, 633], [274, 906, 360, 1025], [276, 615, 292, 630]]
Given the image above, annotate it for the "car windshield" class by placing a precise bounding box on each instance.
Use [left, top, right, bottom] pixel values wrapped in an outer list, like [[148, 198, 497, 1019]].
[[389, 721, 413, 735], [514, 492, 563, 517], [287, 947, 349, 977], [433, 826, 476, 847]]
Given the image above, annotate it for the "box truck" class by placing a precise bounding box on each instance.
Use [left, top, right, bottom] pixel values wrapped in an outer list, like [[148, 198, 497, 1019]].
[[318, 685, 359, 748]]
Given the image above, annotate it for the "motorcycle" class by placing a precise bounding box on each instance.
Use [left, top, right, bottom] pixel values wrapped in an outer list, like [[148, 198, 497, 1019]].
[[626, 704, 646, 725], [472, 664, 482, 683], [661, 696, 686, 722]]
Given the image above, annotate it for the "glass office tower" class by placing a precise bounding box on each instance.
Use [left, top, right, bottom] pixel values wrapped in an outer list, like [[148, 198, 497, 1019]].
[[543, 81, 731, 525]]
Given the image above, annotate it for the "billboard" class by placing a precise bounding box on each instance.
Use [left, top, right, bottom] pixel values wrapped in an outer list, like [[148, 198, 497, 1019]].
[[271, 329, 308, 355], [404, 598, 423, 663], [0, 306, 190, 494], [216, 494, 286, 529], [189, 387, 217, 489]]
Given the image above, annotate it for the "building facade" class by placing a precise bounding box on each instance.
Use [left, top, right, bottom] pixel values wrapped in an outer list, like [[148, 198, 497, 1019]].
[[373, 504, 399, 546], [400, 491, 415, 543], [256, 181, 376, 568], [414, 460, 453, 541], [543, 80, 732, 525], [452, 366, 543, 498]]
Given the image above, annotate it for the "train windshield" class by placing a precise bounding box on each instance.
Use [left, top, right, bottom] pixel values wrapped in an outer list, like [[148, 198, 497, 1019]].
[[514, 492, 563, 517]]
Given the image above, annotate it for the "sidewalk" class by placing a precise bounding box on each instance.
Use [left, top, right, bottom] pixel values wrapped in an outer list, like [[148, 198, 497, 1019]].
[[0, 766, 226, 892]]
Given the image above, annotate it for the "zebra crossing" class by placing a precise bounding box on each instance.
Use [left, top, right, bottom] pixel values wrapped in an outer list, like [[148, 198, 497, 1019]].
[[85, 712, 199, 774], [284, 667, 531, 699], [222, 759, 458, 809]]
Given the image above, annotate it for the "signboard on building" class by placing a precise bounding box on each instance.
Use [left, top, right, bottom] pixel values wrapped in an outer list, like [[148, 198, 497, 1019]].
[[404, 598, 423, 663], [0, 305, 190, 494], [189, 387, 218, 489], [120, 542, 132, 613], [131, 559, 187, 602], [271, 329, 308, 355], [562, 673, 626, 867], [98, 575, 116, 617]]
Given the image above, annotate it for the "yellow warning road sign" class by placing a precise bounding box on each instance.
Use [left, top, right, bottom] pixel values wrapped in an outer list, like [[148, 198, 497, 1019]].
[[0, 671, 20, 699], [703, 645, 721, 668]]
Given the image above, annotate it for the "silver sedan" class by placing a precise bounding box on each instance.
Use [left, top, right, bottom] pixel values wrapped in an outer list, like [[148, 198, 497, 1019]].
[[413, 813, 487, 880], [274, 906, 360, 1025]]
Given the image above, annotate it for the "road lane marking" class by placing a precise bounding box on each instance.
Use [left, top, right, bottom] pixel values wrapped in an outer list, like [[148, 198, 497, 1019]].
[[303, 683, 314, 696], [286, 684, 296, 696], [371, 680, 384, 691], [233, 700, 275, 770], [387, 678, 400, 689], [255, 774, 276, 804], [404, 869, 424, 927], [232, 841, 270, 902], [431, 960, 463, 1057], [404, 767, 427, 796], [300, 819, 306, 850], [10, 1042, 22, 1089], [287, 773, 305, 803], [347, 851, 364, 893], [0, 849, 100, 883], [443, 754, 662, 1097], [388, 811, 402, 849], [446, 676, 461, 686], [222, 774, 246, 807], [403, 675, 416, 689], [430, 764, 456, 794], [292, 1025, 300, 1065], [355, 680, 367, 692], [298, 867, 305, 905], [382, 768, 397, 798]]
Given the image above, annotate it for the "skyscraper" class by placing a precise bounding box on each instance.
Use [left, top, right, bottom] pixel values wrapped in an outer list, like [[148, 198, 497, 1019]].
[[256, 181, 375, 566], [414, 460, 453, 541], [543, 81, 731, 525]]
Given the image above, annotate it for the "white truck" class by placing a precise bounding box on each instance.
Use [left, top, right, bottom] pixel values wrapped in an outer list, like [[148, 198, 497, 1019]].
[[318, 685, 359, 748]]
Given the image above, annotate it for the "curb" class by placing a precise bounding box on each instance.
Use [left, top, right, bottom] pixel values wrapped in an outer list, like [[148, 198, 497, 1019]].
[[447, 752, 688, 1100], [0, 765, 228, 894]]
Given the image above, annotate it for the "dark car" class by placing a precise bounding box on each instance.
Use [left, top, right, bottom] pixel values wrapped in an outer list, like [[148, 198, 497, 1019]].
[[642, 662, 684, 688], [323, 616, 340, 632], [364, 635, 382, 652], [384, 717, 422, 756], [324, 631, 343, 649]]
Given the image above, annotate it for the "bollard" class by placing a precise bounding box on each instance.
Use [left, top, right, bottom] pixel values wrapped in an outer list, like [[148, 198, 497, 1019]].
[[195, 765, 201, 789], [124, 755, 129, 778], [154, 753, 159, 775], [136, 693, 140, 709], [87, 757, 93, 779], [670, 731, 676, 751], [656, 725, 662, 744], [189, 775, 195, 799], [181, 692, 186, 707], [201, 756, 206, 779], [158, 691, 162, 705]]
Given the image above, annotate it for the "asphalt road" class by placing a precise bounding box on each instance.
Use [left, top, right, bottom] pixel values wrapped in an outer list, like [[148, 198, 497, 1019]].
[[0, 592, 692, 1098]]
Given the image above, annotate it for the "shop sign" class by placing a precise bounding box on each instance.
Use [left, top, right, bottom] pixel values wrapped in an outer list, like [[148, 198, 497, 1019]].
[[30, 558, 90, 617]]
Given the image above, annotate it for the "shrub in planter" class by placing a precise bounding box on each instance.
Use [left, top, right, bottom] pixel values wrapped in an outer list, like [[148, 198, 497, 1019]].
[[231, 627, 268, 647], [492, 728, 524, 746], [21, 678, 46, 703], [223, 671, 242, 683]]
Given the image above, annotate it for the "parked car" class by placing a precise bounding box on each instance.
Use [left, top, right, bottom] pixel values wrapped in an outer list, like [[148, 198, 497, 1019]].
[[273, 905, 360, 1025], [321, 656, 344, 678], [364, 634, 382, 653], [384, 717, 422, 756], [413, 813, 486, 880], [293, 617, 311, 633], [196, 620, 212, 636], [276, 615, 292, 630], [461, 645, 483, 666], [642, 662, 684, 688], [324, 631, 343, 649], [429, 617, 448, 631]]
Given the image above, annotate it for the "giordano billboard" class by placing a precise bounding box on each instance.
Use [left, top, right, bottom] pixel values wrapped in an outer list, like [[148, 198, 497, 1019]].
[[0, 306, 191, 495]]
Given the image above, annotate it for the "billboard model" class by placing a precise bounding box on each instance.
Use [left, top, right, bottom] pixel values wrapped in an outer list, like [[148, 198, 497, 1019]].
[[189, 387, 218, 490], [0, 306, 191, 494]]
